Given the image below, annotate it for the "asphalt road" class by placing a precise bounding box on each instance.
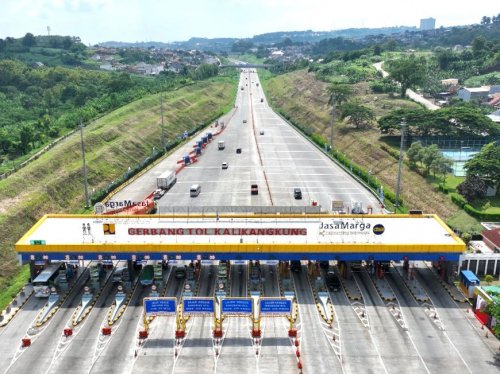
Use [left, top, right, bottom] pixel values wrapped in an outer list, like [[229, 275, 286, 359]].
[[174, 266, 217, 373], [113, 70, 381, 213], [259, 265, 296, 374], [416, 265, 498, 373], [5, 268, 90, 374], [292, 267, 343, 373], [355, 271, 428, 373], [216, 265, 256, 373], [328, 283, 386, 374], [131, 271, 185, 374]]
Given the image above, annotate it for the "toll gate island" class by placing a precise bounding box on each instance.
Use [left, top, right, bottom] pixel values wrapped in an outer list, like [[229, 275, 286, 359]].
[[17, 213, 464, 281]]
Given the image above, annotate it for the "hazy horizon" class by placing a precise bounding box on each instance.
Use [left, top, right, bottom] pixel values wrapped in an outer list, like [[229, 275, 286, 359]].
[[1, 0, 499, 45]]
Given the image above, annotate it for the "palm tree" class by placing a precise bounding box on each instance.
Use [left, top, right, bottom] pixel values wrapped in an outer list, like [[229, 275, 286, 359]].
[[327, 83, 352, 152]]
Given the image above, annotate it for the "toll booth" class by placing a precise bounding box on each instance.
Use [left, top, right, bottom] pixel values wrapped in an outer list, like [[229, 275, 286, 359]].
[[459, 270, 480, 299]]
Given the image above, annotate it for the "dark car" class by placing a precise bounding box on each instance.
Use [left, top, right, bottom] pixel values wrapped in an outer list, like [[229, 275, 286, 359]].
[[251, 184, 259, 195], [290, 261, 301, 272], [174, 266, 186, 279], [236, 148, 242, 154], [293, 187, 302, 199], [319, 261, 330, 270], [325, 271, 341, 292]]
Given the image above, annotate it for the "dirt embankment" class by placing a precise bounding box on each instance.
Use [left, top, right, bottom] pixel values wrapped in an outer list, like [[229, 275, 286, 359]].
[[265, 70, 459, 219]]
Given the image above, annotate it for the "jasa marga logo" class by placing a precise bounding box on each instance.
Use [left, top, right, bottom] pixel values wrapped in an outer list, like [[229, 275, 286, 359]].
[[372, 224, 385, 235]]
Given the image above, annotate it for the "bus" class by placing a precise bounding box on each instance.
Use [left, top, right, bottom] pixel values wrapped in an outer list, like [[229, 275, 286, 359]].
[[33, 263, 65, 297]]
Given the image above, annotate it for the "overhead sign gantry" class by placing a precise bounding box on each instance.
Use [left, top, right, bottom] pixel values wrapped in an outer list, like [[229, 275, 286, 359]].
[[16, 213, 464, 262]]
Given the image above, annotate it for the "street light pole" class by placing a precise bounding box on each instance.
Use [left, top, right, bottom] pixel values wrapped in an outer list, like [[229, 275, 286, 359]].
[[79, 122, 90, 208], [160, 93, 165, 149], [395, 121, 407, 213], [330, 105, 335, 153]]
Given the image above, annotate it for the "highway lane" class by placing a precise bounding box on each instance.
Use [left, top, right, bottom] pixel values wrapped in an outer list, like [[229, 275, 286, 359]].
[[5, 268, 90, 374], [174, 265, 217, 373], [416, 265, 498, 373], [130, 271, 184, 374], [249, 71, 380, 212], [354, 271, 428, 373], [0, 295, 47, 374], [328, 280, 385, 373], [385, 271, 470, 373], [216, 264, 256, 374], [156, 77, 271, 210], [111, 69, 380, 213], [292, 267, 343, 373], [89, 278, 153, 373], [259, 264, 296, 374], [48, 273, 119, 374]]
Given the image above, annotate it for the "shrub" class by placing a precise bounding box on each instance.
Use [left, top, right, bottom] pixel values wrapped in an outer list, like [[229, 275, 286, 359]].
[[450, 192, 467, 208]]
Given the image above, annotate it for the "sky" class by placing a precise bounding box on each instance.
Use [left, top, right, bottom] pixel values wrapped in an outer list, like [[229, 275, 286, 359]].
[[1, 0, 499, 45]]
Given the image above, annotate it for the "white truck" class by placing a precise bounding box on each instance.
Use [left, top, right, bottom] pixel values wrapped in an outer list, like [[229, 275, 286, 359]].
[[157, 170, 177, 190], [218, 140, 225, 150]]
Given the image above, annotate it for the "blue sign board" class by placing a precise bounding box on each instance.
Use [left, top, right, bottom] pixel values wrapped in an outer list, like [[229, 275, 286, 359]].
[[183, 297, 215, 315], [259, 298, 292, 315], [144, 297, 176, 316], [221, 298, 253, 315]]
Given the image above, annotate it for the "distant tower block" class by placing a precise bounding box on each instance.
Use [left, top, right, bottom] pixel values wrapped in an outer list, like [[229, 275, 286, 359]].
[[420, 18, 436, 30]]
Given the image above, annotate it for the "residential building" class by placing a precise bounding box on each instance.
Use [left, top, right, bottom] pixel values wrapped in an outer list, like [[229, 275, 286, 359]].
[[99, 63, 114, 71], [457, 86, 490, 102], [482, 228, 500, 253]]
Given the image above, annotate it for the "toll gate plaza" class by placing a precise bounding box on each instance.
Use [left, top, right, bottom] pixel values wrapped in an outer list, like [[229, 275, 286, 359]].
[[16, 213, 464, 262]]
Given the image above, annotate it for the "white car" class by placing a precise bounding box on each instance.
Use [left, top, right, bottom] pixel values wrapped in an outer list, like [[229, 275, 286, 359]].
[[221, 162, 228, 169]]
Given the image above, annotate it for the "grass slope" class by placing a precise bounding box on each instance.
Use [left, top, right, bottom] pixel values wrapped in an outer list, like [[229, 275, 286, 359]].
[[0, 77, 236, 300], [264, 70, 482, 231]]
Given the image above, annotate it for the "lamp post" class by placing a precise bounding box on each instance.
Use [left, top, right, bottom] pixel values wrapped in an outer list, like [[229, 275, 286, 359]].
[[79, 122, 90, 208], [160, 93, 165, 149], [395, 121, 407, 213], [330, 106, 335, 154]]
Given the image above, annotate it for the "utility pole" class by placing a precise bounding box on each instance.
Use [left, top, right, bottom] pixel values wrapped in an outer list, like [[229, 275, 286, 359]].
[[330, 106, 335, 153], [160, 93, 165, 149], [395, 121, 407, 213], [79, 122, 90, 208]]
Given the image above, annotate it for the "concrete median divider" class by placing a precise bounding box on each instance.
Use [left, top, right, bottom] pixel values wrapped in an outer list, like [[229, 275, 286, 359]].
[[0, 285, 34, 328]]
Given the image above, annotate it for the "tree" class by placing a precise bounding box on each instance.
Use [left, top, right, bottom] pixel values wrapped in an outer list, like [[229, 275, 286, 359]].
[[407, 141, 424, 167], [434, 47, 455, 70], [0, 38, 6, 52], [487, 297, 500, 338], [377, 106, 500, 137], [339, 102, 374, 129], [481, 16, 491, 25], [457, 175, 487, 202], [62, 36, 73, 50], [464, 142, 500, 189], [430, 155, 453, 182], [388, 55, 426, 98], [19, 124, 34, 154], [22, 32, 36, 47], [327, 83, 352, 150], [472, 36, 487, 56], [461, 232, 472, 247], [484, 274, 494, 285], [419, 144, 441, 175]]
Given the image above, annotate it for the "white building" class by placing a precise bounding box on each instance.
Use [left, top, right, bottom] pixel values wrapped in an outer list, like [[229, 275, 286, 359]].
[[420, 17, 436, 30]]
